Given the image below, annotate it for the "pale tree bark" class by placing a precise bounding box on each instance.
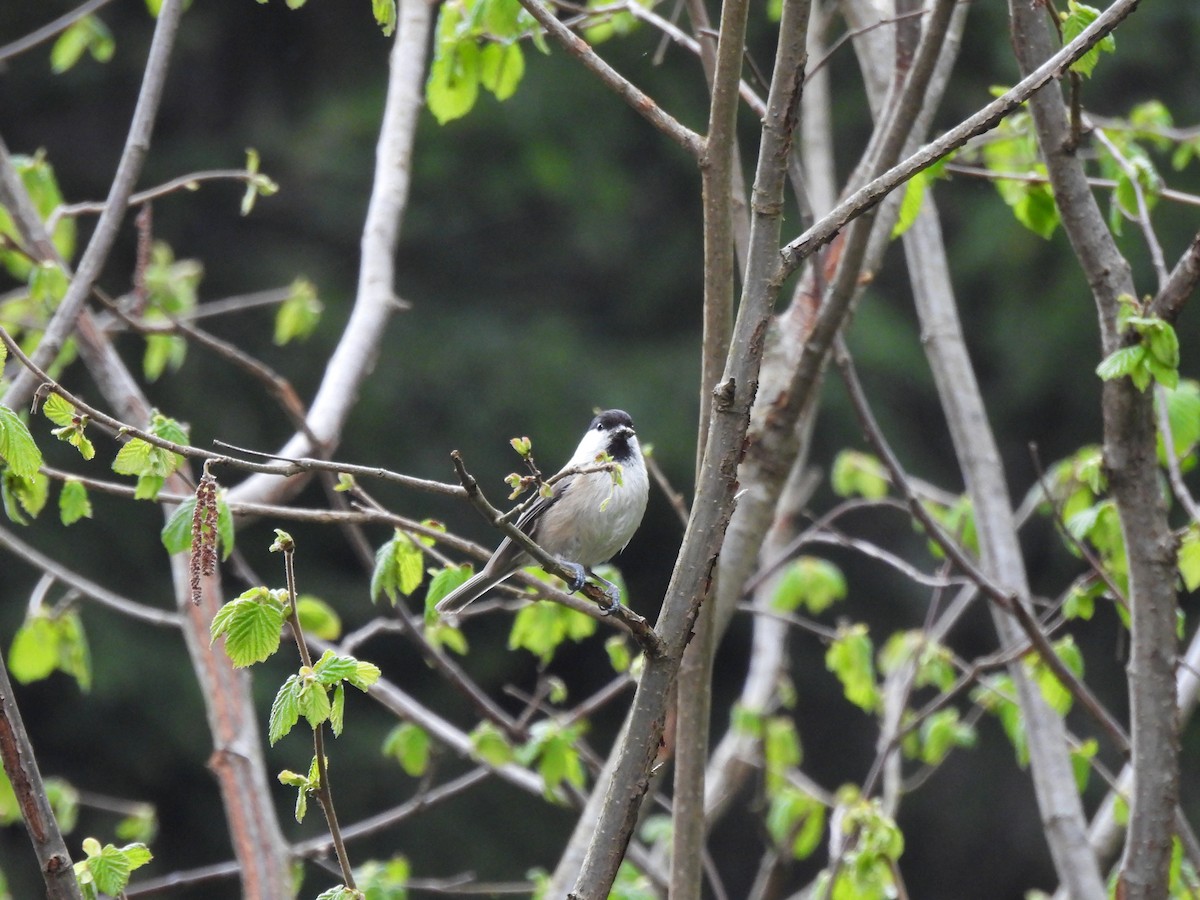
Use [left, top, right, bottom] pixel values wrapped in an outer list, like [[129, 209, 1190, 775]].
[[1007, 1, 1177, 896], [901, 200, 1106, 897]]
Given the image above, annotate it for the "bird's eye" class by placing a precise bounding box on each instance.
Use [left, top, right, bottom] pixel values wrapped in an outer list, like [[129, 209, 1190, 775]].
[[595, 422, 605, 431]]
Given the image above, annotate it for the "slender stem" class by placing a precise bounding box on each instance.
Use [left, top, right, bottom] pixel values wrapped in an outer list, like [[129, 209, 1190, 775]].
[[279, 543, 356, 890]]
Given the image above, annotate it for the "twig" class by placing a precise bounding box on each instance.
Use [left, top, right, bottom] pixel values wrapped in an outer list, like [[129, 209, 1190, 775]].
[[944, 162, 1200, 210], [47, 168, 272, 231], [277, 537, 356, 891], [1090, 125, 1169, 288], [1027, 443, 1130, 608], [514, 0, 703, 157], [1154, 388, 1200, 526], [0, 525, 181, 628], [1149, 230, 1200, 323]]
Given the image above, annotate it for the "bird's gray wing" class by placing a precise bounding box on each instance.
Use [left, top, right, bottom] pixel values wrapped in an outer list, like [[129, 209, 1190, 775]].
[[435, 476, 576, 616], [484, 473, 574, 573]]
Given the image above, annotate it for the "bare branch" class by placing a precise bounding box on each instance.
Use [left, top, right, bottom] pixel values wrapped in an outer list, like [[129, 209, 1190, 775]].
[[516, 0, 704, 157]]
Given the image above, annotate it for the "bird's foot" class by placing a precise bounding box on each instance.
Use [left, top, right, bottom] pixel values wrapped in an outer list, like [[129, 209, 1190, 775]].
[[559, 560, 588, 593], [592, 571, 622, 616], [557, 561, 623, 615]]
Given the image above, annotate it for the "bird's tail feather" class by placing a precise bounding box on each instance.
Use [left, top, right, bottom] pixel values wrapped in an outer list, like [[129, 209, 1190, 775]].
[[434, 568, 511, 615]]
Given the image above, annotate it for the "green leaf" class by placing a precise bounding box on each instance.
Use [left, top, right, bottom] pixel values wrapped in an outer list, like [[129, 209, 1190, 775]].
[[312, 649, 359, 684], [269, 675, 302, 744], [1070, 737, 1098, 792], [425, 563, 474, 614], [771, 557, 847, 615], [42, 392, 75, 427], [763, 716, 802, 791], [890, 157, 951, 240], [605, 635, 632, 672], [373, 0, 398, 34], [50, 16, 114, 74], [2, 470, 49, 524], [297, 677, 332, 729], [382, 722, 431, 776], [1158, 380, 1200, 462], [75, 841, 152, 897], [160, 497, 196, 554], [825, 624, 880, 713], [766, 785, 826, 861], [9, 616, 59, 683], [479, 41, 525, 101], [470, 721, 515, 767], [371, 530, 426, 604], [238, 148, 279, 215], [296, 596, 342, 639], [1096, 344, 1148, 387], [1062, 1, 1116, 78], [918, 708, 976, 764], [520, 720, 587, 799], [508, 599, 598, 664], [427, 4, 481, 125], [0, 405, 44, 479], [1179, 526, 1200, 592], [274, 277, 322, 345], [329, 683, 346, 737], [348, 660, 381, 692], [209, 588, 287, 666]]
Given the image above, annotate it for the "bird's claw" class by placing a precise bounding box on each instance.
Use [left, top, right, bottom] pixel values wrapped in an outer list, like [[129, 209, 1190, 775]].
[[561, 561, 588, 593], [558, 560, 623, 615], [595, 573, 622, 616]]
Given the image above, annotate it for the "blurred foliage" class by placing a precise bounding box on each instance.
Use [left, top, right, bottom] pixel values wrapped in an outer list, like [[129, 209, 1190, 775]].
[[0, 0, 1199, 897]]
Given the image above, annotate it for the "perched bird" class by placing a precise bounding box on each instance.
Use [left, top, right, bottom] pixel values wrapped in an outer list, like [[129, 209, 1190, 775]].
[[435, 409, 649, 616]]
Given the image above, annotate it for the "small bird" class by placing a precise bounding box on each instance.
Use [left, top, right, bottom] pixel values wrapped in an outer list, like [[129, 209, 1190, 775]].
[[436, 409, 649, 617]]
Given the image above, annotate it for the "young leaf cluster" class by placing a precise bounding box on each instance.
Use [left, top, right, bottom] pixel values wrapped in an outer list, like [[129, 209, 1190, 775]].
[[74, 838, 152, 900], [426, 0, 540, 124], [8, 609, 92, 691], [268, 649, 381, 745], [1095, 295, 1180, 392], [111, 411, 188, 499]]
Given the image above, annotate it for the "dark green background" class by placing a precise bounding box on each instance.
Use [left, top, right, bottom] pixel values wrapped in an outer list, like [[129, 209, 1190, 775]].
[[1, 0, 1199, 896]]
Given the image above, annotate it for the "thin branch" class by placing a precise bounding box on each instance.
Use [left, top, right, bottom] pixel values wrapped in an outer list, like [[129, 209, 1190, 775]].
[[777, 0, 1142, 276], [0, 525, 181, 628], [1149, 230, 1200, 323], [944, 162, 1200, 210], [47, 168, 270, 231], [514, 0, 704, 157], [0, 653, 84, 899]]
